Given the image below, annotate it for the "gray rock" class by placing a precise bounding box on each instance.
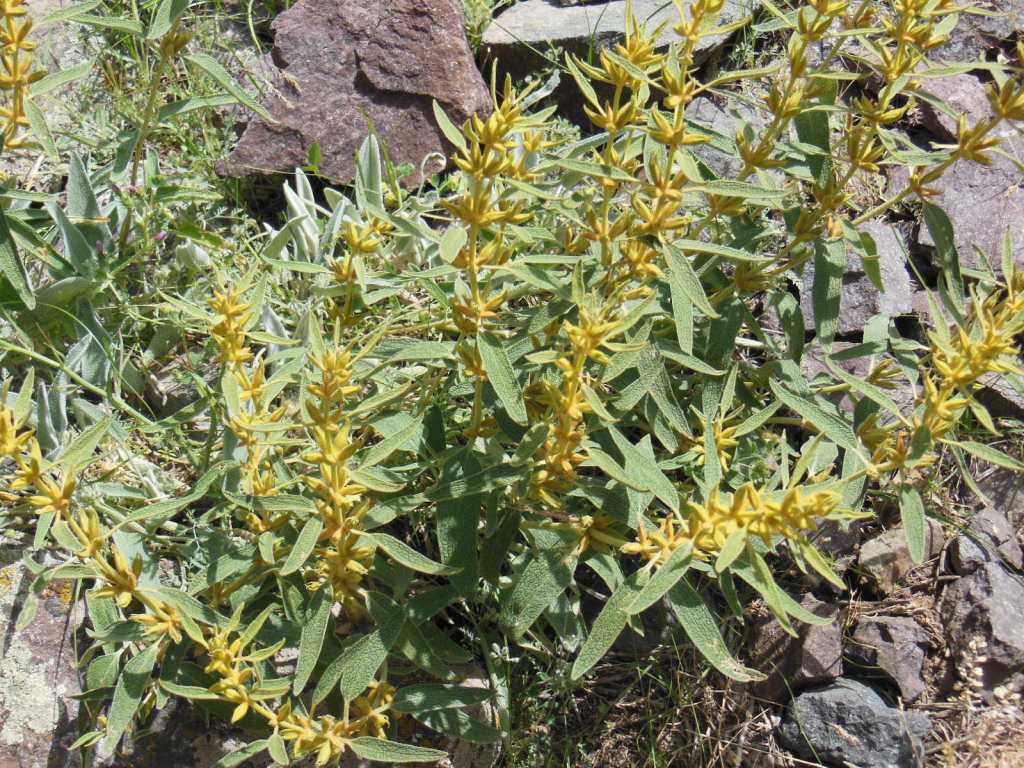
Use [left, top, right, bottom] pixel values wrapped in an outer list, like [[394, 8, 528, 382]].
[[687, 95, 770, 179], [223, 0, 492, 185], [976, 468, 1024, 529], [858, 520, 944, 594], [932, 0, 1024, 62], [940, 562, 1024, 694], [799, 220, 915, 337], [950, 507, 1024, 575], [915, 129, 1024, 270], [916, 73, 991, 142], [779, 679, 931, 768], [848, 615, 933, 704], [0, 546, 82, 768], [806, 519, 863, 579], [482, 0, 757, 76], [748, 595, 843, 702], [976, 369, 1024, 422]]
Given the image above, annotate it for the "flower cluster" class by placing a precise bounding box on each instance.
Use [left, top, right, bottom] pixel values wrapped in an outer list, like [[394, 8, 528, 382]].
[[622, 483, 842, 564], [0, 0, 42, 150]]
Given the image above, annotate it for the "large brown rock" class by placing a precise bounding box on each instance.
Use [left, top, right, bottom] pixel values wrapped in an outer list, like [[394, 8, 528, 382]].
[[222, 0, 492, 184], [747, 595, 843, 702]]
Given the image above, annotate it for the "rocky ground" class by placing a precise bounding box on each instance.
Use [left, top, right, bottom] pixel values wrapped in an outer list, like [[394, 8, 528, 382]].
[[2, 0, 1024, 767]]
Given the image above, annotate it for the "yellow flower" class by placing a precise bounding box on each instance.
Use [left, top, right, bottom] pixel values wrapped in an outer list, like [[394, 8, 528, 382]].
[[693, 419, 740, 472], [208, 287, 254, 366], [29, 475, 75, 517], [0, 404, 31, 458], [131, 601, 184, 643]]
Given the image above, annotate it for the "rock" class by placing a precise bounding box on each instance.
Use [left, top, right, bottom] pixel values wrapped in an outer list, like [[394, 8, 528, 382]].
[[950, 507, 1024, 575], [799, 220, 915, 337], [0, 547, 82, 768], [100, 699, 272, 768], [915, 131, 1024, 270], [976, 369, 1024, 422], [848, 615, 933, 704], [687, 95, 770, 179], [482, 0, 756, 79], [223, 0, 491, 185], [858, 520, 944, 594], [748, 595, 843, 702], [779, 679, 931, 768], [939, 562, 1024, 694], [976, 467, 1024, 529], [916, 73, 991, 143], [933, 0, 1023, 62], [806, 519, 863, 579]]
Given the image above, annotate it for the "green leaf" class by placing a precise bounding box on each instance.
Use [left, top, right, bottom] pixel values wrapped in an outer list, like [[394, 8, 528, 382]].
[[361, 412, 424, 469], [212, 741, 269, 768], [478, 333, 528, 425], [392, 684, 491, 713], [339, 593, 406, 701], [714, 528, 747, 574], [361, 532, 461, 575], [293, 584, 332, 694], [811, 238, 845, 344], [267, 733, 290, 766], [432, 100, 467, 154], [503, 534, 579, 640], [147, 0, 188, 39], [571, 569, 649, 680], [666, 578, 765, 682], [158, 680, 221, 700], [30, 61, 91, 97], [105, 641, 161, 745], [414, 709, 501, 743], [57, 417, 112, 474], [627, 542, 692, 614], [183, 53, 272, 121], [690, 180, 788, 202], [797, 538, 846, 589], [22, 99, 58, 161], [899, 484, 927, 565], [923, 202, 966, 319], [675, 238, 769, 263], [609, 428, 679, 512], [0, 206, 34, 309], [950, 440, 1024, 471], [279, 518, 323, 576], [348, 737, 447, 764], [769, 380, 864, 461], [435, 455, 480, 596]]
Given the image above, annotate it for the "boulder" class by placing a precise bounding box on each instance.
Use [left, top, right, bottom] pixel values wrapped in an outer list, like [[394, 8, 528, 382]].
[[939, 562, 1024, 695], [481, 0, 757, 81], [747, 595, 843, 702], [778, 678, 931, 768], [932, 0, 1024, 62], [223, 0, 492, 185], [857, 520, 944, 594], [0, 549, 82, 768], [799, 220, 915, 337], [848, 615, 933, 703], [914, 132, 1024, 271], [950, 507, 1024, 575], [916, 73, 992, 143], [976, 468, 1024, 529]]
